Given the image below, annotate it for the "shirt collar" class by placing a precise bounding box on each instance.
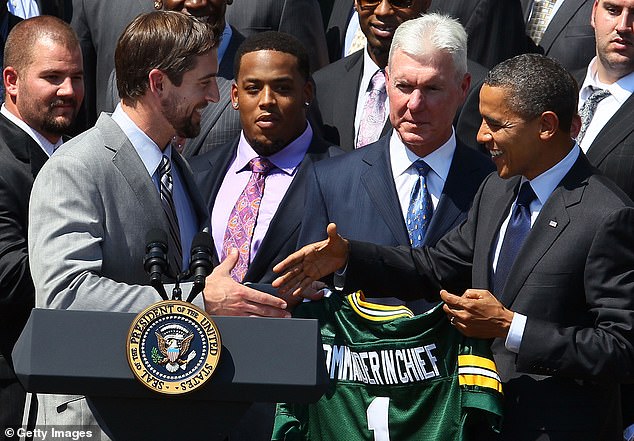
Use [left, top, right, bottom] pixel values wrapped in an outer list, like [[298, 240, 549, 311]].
[[235, 123, 313, 176], [390, 128, 456, 182], [580, 57, 634, 105], [360, 46, 383, 93], [110, 103, 169, 177], [522, 144, 580, 205], [1, 104, 62, 157]]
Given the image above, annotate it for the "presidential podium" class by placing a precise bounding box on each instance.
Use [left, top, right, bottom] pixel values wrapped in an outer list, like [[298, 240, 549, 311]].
[[12, 308, 328, 440]]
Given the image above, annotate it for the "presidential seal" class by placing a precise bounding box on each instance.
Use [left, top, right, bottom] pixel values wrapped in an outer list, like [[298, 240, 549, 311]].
[[127, 300, 221, 394]]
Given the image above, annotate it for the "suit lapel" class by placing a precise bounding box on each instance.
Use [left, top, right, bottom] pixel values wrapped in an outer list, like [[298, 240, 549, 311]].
[[360, 136, 410, 245], [586, 94, 634, 166], [499, 156, 591, 306], [0, 114, 49, 177], [98, 115, 167, 233], [335, 51, 364, 149], [473, 177, 518, 289], [424, 144, 473, 246], [245, 137, 333, 280], [172, 150, 208, 230], [183, 29, 244, 157], [539, 1, 586, 52]]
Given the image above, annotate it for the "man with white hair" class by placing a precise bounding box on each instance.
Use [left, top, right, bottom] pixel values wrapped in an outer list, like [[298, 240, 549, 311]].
[[298, 14, 493, 312]]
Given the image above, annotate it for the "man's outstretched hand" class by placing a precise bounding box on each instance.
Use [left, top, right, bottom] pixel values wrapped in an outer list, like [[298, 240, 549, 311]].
[[273, 223, 349, 297]]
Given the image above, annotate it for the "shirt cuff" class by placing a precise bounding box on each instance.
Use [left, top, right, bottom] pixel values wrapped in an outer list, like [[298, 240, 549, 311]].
[[333, 263, 348, 291], [624, 424, 634, 441], [505, 312, 526, 353]]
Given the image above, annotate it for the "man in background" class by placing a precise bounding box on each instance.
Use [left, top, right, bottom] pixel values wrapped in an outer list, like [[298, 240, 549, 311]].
[[0, 15, 83, 438]]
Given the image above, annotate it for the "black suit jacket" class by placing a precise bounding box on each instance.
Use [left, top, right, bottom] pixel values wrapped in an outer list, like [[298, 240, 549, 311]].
[[0, 113, 48, 430], [324, 0, 353, 63], [344, 153, 634, 440], [522, 0, 595, 72], [190, 133, 342, 283], [573, 68, 634, 201], [312, 50, 488, 152], [0, 113, 46, 373], [430, 0, 528, 68]]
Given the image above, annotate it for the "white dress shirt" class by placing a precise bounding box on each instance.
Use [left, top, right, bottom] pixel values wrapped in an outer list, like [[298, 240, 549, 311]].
[[111, 104, 197, 270], [578, 57, 634, 152], [389, 128, 455, 219]]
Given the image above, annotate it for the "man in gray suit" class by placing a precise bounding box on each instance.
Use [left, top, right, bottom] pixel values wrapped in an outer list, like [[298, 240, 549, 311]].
[[26, 11, 248, 436]]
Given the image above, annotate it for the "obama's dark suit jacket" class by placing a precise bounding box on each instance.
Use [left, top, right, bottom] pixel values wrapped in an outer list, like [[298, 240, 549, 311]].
[[344, 153, 634, 440]]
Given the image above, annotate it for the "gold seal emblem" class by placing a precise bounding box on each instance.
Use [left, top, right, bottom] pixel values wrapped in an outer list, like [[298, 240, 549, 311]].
[[127, 300, 221, 394]]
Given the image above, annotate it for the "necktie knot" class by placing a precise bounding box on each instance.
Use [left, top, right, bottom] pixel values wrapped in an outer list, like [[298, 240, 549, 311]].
[[412, 159, 431, 177], [249, 157, 274, 175], [369, 69, 386, 91], [159, 155, 171, 176], [577, 87, 611, 143], [516, 182, 536, 209]]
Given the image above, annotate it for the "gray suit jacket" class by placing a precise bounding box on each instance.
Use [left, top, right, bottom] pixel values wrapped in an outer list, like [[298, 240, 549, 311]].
[[522, 0, 595, 72], [225, 0, 329, 72], [27, 114, 209, 436]]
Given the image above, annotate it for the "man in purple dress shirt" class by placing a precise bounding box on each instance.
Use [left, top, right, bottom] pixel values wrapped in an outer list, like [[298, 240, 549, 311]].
[[189, 30, 340, 441]]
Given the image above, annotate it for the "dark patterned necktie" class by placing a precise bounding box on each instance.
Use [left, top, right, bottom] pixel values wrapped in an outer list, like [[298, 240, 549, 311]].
[[493, 182, 537, 295], [577, 88, 611, 143], [222, 157, 275, 282], [406, 160, 433, 248], [158, 155, 182, 274]]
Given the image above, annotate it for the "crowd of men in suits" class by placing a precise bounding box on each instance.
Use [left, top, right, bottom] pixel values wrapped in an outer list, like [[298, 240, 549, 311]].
[[1, 0, 634, 440]]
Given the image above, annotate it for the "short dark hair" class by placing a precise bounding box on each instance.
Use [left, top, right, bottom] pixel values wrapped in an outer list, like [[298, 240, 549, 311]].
[[484, 54, 579, 131], [233, 31, 310, 81], [115, 10, 218, 103], [5, 15, 79, 73]]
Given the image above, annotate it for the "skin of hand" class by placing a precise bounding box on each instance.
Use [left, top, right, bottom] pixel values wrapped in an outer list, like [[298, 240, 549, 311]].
[[272, 223, 349, 297], [203, 249, 290, 318], [441, 289, 515, 339]]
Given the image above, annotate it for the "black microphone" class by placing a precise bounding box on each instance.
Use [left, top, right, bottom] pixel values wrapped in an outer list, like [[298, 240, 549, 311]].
[[144, 228, 169, 301], [186, 231, 214, 303]]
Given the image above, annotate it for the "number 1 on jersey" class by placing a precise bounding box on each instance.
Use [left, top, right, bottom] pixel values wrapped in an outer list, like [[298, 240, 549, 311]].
[[367, 396, 390, 441]]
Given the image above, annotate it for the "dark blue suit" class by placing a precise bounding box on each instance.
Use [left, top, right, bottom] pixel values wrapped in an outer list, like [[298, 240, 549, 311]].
[[298, 132, 493, 310]]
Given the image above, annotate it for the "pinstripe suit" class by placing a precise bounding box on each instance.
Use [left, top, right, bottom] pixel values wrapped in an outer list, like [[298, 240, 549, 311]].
[[225, 0, 329, 72], [522, 0, 595, 72]]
